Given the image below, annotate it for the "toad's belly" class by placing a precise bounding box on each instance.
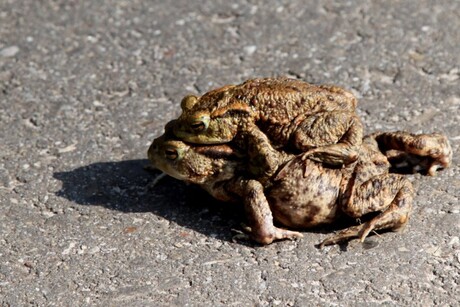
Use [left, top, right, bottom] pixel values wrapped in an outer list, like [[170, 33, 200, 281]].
[[267, 158, 342, 228]]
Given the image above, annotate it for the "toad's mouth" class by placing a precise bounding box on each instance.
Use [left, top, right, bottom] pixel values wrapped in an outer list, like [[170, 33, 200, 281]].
[[149, 160, 189, 182], [158, 166, 188, 181]]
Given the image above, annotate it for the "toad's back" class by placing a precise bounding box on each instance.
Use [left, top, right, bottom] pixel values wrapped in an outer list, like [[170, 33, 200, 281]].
[[232, 77, 358, 124], [196, 77, 358, 124]]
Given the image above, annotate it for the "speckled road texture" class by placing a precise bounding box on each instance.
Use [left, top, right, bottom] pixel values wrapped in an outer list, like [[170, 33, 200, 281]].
[[1, 1, 459, 306]]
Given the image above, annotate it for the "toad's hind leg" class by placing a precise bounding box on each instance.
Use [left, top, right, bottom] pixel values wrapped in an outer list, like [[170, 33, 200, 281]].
[[369, 131, 452, 176], [319, 174, 414, 247], [293, 111, 363, 166]]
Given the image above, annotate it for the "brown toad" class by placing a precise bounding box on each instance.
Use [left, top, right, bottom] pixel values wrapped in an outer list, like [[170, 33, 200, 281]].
[[172, 77, 363, 180], [148, 129, 451, 246]]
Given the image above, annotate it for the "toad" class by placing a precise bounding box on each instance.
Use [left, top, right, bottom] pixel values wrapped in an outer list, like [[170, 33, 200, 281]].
[[148, 127, 451, 246], [172, 77, 363, 180]]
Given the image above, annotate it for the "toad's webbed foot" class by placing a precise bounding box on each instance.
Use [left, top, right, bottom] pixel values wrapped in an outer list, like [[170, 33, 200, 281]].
[[252, 227, 304, 245], [318, 225, 364, 248], [318, 199, 411, 248], [231, 224, 303, 245]]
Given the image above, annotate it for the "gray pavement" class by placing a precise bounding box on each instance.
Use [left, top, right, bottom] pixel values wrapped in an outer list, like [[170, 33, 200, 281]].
[[1, 0, 459, 305]]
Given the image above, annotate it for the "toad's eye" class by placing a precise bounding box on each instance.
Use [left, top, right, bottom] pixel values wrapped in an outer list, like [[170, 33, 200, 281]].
[[165, 148, 178, 160], [188, 115, 209, 132], [190, 121, 206, 132]]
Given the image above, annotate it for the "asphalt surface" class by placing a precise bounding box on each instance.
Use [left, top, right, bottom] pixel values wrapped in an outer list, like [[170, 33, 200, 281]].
[[1, 1, 459, 306]]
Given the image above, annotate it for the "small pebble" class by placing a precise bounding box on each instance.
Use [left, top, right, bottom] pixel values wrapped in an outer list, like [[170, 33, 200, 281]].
[[0, 46, 20, 57], [244, 45, 257, 56]]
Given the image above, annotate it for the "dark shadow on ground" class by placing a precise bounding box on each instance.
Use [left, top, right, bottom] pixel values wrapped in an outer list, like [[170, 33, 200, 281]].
[[53, 159, 247, 243], [53, 159, 395, 248]]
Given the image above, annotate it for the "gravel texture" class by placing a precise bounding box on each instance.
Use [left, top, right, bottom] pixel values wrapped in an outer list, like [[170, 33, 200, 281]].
[[1, 0, 459, 305]]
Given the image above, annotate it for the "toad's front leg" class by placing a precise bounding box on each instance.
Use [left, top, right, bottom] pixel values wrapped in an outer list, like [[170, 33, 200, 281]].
[[245, 126, 285, 182], [319, 173, 414, 247], [227, 178, 303, 245]]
